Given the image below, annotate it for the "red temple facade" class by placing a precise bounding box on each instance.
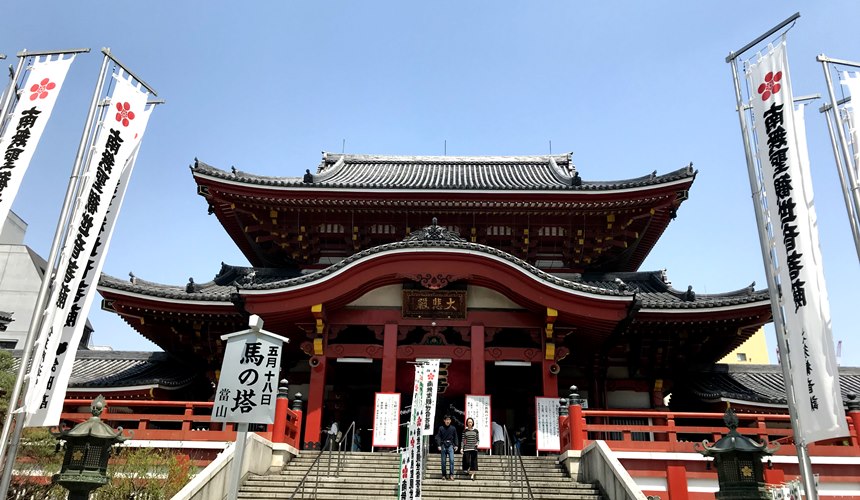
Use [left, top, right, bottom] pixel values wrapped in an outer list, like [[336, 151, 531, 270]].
[[95, 153, 777, 450]]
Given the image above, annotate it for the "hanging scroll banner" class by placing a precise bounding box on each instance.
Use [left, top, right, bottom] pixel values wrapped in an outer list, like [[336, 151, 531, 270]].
[[841, 72, 860, 169], [420, 359, 440, 436], [745, 40, 848, 443], [24, 74, 151, 425], [30, 102, 153, 426], [0, 54, 75, 227]]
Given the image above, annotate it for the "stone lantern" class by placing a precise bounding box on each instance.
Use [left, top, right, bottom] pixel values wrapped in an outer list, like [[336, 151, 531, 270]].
[[695, 407, 779, 500], [51, 395, 130, 499]]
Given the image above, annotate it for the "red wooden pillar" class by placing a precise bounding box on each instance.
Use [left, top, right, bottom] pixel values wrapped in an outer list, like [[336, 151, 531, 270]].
[[542, 359, 558, 397], [272, 379, 289, 443], [303, 355, 327, 449], [764, 466, 785, 487], [471, 324, 485, 394], [666, 463, 689, 500], [381, 323, 398, 393], [570, 403, 584, 450], [848, 394, 860, 449]]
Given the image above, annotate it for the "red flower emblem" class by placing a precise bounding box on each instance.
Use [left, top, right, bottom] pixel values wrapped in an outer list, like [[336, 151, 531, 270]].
[[115, 102, 136, 127], [29, 78, 56, 101], [427, 372, 435, 381], [757, 71, 783, 101]]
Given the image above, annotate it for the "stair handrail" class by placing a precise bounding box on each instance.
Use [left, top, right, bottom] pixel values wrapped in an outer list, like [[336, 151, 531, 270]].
[[288, 446, 326, 499], [332, 420, 357, 477], [504, 425, 535, 500]]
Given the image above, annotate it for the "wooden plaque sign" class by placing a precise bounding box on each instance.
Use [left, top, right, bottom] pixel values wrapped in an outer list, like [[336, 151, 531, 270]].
[[402, 290, 467, 319]]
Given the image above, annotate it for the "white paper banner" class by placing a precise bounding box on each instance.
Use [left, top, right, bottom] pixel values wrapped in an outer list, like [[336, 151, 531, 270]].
[[535, 397, 560, 452], [420, 359, 440, 436], [24, 74, 151, 424], [465, 394, 491, 450], [745, 41, 848, 443], [373, 392, 400, 448], [0, 55, 75, 227]]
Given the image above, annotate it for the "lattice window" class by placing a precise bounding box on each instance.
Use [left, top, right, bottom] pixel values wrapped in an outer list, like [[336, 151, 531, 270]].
[[317, 223, 345, 234], [486, 226, 512, 236], [538, 226, 566, 237]]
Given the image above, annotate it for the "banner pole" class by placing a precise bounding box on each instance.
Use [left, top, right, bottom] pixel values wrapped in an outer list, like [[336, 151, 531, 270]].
[[728, 51, 819, 500], [0, 51, 109, 499], [0, 55, 26, 139], [820, 100, 860, 260], [818, 55, 860, 262]]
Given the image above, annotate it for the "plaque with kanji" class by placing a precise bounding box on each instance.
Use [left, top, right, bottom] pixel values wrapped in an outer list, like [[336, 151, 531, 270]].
[[211, 315, 289, 424], [402, 290, 466, 319]]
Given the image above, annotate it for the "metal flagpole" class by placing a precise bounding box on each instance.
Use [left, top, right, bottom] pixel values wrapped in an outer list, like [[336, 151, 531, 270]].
[[0, 48, 104, 499], [0, 54, 25, 148], [820, 99, 860, 260], [817, 55, 860, 262], [726, 12, 818, 500]]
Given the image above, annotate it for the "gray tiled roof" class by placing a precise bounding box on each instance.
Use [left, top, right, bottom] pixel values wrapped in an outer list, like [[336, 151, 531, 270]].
[[680, 363, 860, 407], [12, 350, 197, 389], [192, 153, 696, 191], [99, 236, 767, 310]]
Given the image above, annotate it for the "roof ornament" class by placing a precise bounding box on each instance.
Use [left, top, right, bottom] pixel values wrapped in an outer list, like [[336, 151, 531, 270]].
[[243, 270, 257, 285], [128, 272, 137, 285], [747, 281, 756, 294], [403, 217, 466, 243], [186, 277, 197, 293], [231, 166, 237, 175], [683, 285, 696, 302], [571, 171, 582, 187], [660, 269, 670, 284], [614, 278, 629, 291], [302, 169, 314, 183]]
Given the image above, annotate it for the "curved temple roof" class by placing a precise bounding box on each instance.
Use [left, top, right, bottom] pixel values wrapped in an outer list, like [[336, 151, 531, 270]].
[[191, 153, 696, 192], [99, 221, 767, 311]]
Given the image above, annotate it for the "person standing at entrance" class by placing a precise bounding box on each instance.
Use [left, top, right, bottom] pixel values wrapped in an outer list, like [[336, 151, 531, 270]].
[[492, 420, 505, 455], [435, 415, 458, 480], [461, 417, 479, 480]]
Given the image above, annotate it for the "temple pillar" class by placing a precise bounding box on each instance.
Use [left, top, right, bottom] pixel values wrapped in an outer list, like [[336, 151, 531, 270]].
[[303, 355, 327, 449], [471, 324, 485, 394], [381, 323, 398, 392], [542, 359, 558, 397]]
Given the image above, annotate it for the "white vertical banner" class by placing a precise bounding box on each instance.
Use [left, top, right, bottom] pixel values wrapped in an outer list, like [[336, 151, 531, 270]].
[[372, 392, 401, 448], [24, 73, 151, 425], [0, 54, 75, 226], [841, 72, 860, 170], [535, 397, 560, 452], [464, 394, 491, 450], [420, 359, 440, 436], [399, 363, 425, 500], [30, 99, 152, 426], [746, 41, 848, 443]]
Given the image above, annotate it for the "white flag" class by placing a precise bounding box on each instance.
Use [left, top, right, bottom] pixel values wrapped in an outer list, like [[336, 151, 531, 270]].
[[420, 359, 440, 436], [0, 54, 75, 226], [840, 72, 860, 171], [745, 40, 848, 443], [24, 73, 151, 424], [28, 104, 153, 427]]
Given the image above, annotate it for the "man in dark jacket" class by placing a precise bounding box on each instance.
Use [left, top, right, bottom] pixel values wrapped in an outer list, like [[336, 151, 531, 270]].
[[434, 415, 458, 479]]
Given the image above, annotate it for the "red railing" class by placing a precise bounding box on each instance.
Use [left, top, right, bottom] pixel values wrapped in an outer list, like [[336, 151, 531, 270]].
[[60, 398, 303, 450], [560, 407, 860, 456]]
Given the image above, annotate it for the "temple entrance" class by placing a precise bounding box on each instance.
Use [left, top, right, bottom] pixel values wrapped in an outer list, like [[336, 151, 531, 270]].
[[324, 358, 381, 451], [486, 361, 542, 455]]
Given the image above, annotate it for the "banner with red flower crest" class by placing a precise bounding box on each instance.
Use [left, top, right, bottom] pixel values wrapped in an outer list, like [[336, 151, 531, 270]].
[[0, 54, 76, 227], [25, 72, 153, 426], [745, 40, 848, 444]]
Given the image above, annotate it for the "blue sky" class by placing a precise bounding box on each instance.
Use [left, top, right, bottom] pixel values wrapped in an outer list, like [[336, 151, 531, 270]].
[[2, 2, 859, 365]]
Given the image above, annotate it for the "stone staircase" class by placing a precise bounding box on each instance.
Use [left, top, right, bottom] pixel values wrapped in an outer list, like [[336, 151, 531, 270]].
[[237, 451, 604, 499]]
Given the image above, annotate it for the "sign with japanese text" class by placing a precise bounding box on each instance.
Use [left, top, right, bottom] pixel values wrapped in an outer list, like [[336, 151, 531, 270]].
[[25, 74, 151, 425], [29, 99, 154, 427], [535, 397, 560, 452], [746, 41, 847, 443], [402, 290, 466, 319], [420, 359, 440, 436], [372, 392, 400, 448], [399, 363, 425, 500], [211, 316, 288, 424], [465, 394, 491, 450], [0, 54, 75, 228]]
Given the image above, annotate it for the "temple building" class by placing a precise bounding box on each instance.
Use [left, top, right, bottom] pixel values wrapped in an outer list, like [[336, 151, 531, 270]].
[[93, 152, 781, 449]]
